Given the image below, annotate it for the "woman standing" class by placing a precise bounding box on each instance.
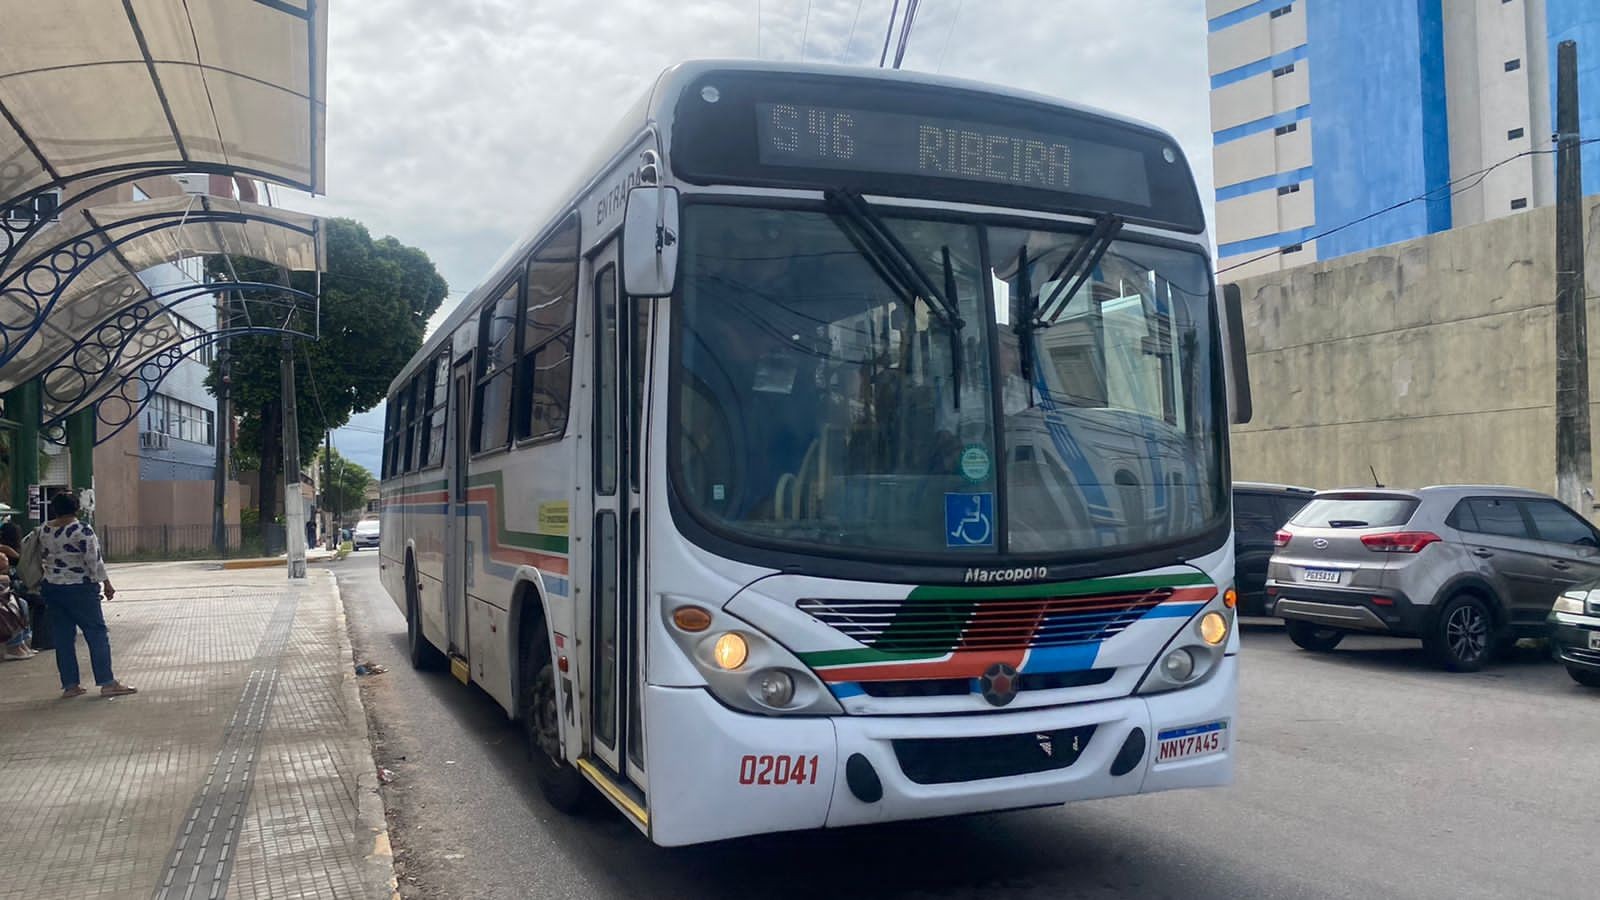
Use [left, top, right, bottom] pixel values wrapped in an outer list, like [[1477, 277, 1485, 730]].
[[39, 492, 136, 698], [0, 522, 36, 659]]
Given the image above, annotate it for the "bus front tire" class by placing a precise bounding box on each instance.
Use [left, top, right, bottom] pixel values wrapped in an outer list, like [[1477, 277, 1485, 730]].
[[521, 630, 587, 814], [405, 565, 445, 671]]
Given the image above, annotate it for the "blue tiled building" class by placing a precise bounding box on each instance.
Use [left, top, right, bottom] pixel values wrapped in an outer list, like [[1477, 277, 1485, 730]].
[[1207, 0, 1600, 277]]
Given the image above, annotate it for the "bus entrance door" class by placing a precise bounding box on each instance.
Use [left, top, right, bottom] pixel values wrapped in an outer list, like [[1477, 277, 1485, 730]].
[[588, 240, 648, 791]]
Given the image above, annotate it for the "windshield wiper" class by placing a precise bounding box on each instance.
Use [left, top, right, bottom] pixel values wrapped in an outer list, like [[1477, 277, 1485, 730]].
[[826, 190, 967, 408], [1013, 214, 1123, 404]]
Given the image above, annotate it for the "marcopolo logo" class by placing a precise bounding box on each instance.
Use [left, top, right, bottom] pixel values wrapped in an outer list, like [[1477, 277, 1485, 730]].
[[963, 566, 1049, 584]]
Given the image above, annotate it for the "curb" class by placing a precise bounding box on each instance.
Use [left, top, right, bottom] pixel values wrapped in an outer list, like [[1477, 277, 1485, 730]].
[[325, 570, 400, 899], [218, 554, 339, 570]]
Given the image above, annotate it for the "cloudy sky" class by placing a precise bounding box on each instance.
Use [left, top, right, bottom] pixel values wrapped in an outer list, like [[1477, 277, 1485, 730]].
[[291, 0, 1214, 474]]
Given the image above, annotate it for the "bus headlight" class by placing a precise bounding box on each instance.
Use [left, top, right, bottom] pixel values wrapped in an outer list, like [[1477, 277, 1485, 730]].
[[1160, 648, 1195, 682], [753, 670, 795, 706], [662, 596, 843, 716], [1136, 591, 1234, 695], [713, 632, 749, 670]]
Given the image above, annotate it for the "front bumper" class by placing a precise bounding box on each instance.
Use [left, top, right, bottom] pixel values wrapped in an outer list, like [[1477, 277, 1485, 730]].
[[642, 655, 1237, 847], [1548, 612, 1600, 671], [1268, 583, 1425, 635]]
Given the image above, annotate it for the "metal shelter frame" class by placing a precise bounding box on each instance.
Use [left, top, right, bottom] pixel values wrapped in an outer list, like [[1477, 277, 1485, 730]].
[[0, 200, 322, 371], [37, 279, 317, 427]]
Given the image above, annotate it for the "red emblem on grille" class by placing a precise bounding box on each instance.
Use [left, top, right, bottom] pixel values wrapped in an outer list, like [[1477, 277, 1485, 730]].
[[980, 662, 1020, 706]]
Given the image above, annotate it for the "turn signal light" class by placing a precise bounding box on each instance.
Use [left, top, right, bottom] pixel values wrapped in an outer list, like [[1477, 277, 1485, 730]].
[[672, 606, 713, 632], [1223, 588, 1238, 609], [1273, 530, 1292, 549], [1360, 531, 1440, 553]]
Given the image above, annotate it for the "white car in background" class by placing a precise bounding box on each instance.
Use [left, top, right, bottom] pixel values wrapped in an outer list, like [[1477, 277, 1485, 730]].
[[352, 518, 380, 551]]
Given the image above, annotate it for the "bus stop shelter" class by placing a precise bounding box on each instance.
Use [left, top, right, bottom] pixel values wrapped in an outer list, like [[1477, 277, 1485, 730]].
[[0, 0, 328, 527]]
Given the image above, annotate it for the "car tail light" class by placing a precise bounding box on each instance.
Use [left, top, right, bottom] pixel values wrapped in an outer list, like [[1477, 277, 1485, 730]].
[[1273, 530, 1292, 549], [1360, 531, 1441, 553]]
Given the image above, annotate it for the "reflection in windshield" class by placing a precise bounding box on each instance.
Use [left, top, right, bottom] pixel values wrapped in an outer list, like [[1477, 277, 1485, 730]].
[[673, 204, 1225, 559], [990, 228, 1224, 552]]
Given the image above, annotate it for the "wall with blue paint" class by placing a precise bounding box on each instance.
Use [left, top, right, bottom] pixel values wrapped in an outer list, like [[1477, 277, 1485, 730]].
[[1308, 0, 1452, 258], [1546, 0, 1600, 197]]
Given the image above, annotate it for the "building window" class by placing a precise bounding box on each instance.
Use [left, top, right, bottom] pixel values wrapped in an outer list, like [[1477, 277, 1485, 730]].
[[143, 393, 216, 446], [1277, 183, 1301, 195], [1269, 4, 1292, 17], [1272, 64, 1295, 78], [2, 189, 59, 225], [1504, 59, 1521, 72], [1274, 123, 1298, 136], [1280, 243, 1304, 255], [1511, 197, 1528, 210], [1507, 127, 1525, 140]]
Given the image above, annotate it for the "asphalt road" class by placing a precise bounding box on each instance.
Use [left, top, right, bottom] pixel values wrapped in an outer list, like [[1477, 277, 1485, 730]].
[[332, 552, 1598, 900]]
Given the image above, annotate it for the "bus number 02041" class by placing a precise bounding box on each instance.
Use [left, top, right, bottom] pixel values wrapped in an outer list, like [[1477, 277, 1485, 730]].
[[738, 754, 820, 785]]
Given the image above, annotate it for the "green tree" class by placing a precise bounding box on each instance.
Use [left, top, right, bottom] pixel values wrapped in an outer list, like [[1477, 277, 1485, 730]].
[[210, 218, 446, 526], [318, 446, 373, 519]]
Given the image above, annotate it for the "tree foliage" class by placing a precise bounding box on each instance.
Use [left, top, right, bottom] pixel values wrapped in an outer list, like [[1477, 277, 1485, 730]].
[[318, 446, 374, 517], [209, 218, 446, 522]]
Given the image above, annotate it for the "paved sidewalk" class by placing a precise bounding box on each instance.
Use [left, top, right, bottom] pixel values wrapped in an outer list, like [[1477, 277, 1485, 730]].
[[0, 562, 394, 900]]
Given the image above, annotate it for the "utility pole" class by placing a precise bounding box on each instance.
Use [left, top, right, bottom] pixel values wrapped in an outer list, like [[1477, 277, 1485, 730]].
[[323, 429, 332, 550], [1554, 40, 1592, 516], [280, 334, 306, 579], [213, 288, 231, 556]]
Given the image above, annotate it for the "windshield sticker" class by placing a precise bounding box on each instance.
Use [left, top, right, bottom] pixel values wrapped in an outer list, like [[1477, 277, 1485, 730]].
[[752, 356, 798, 394], [945, 492, 995, 547], [959, 445, 992, 483]]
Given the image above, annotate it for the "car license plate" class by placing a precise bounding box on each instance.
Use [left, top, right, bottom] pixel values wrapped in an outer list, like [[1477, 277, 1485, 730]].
[[1301, 567, 1342, 584], [1156, 722, 1228, 763], [1589, 631, 1600, 651]]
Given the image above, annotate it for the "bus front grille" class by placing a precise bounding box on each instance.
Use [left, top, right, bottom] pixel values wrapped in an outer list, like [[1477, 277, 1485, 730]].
[[797, 589, 1173, 653], [892, 724, 1098, 784]]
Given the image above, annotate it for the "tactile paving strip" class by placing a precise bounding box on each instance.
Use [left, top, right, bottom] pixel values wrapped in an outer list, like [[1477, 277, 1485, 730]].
[[153, 594, 298, 900]]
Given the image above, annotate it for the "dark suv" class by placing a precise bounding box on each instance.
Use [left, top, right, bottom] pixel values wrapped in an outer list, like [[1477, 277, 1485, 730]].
[[1269, 485, 1600, 671], [1233, 482, 1315, 616]]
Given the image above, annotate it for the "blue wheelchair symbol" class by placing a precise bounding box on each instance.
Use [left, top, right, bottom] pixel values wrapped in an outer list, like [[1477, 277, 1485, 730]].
[[945, 493, 995, 547]]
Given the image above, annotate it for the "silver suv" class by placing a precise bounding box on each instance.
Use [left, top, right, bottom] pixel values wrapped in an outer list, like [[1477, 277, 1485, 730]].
[[1268, 486, 1600, 671]]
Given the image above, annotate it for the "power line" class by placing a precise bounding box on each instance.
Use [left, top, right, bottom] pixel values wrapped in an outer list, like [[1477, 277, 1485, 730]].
[[892, 0, 922, 68], [1217, 139, 1600, 276], [800, 0, 814, 61], [756, 0, 762, 59], [844, 0, 865, 61], [934, 0, 963, 74], [878, 0, 902, 66]]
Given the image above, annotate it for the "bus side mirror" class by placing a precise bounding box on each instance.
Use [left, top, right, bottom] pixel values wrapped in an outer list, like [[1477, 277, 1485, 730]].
[[1222, 283, 1252, 425], [622, 186, 680, 298]]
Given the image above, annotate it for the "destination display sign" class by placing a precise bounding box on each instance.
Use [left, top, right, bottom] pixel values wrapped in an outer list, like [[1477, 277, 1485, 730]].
[[753, 102, 1152, 207]]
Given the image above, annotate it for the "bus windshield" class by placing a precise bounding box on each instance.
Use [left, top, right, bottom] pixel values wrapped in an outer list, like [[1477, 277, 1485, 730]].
[[672, 202, 1226, 561]]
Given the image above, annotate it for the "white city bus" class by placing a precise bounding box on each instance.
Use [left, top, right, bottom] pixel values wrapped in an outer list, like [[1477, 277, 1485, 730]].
[[379, 60, 1253, 847]]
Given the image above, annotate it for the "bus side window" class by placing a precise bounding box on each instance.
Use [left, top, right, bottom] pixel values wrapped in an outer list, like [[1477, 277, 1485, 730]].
[[473, 278, 520, 453], [424, 352, 449, 468], [519, 215, 578, 442]]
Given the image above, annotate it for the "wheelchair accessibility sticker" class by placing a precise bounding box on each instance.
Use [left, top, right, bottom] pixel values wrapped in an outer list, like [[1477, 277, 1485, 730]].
[[945, 492, 995, 547]]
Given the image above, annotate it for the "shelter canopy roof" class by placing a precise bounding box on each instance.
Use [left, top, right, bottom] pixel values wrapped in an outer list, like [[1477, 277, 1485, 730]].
[[0, 0, 327, 203], [0, 193, 322, 390]]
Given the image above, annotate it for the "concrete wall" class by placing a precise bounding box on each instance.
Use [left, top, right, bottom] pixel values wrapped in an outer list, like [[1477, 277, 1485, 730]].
[[1230, 194, 1600, 503]]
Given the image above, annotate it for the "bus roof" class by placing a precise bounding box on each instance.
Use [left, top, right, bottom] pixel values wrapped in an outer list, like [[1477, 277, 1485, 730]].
[[388, 60, 1195, 398]]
